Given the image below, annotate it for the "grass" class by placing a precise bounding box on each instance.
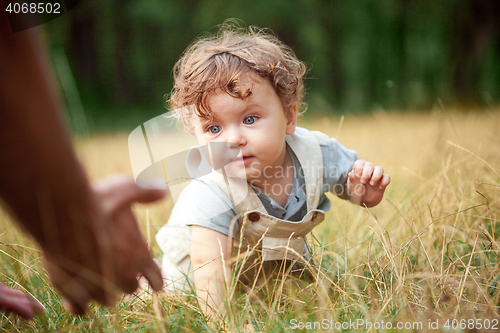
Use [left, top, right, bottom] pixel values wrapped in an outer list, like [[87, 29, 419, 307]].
[[1, 109, 499, 332]]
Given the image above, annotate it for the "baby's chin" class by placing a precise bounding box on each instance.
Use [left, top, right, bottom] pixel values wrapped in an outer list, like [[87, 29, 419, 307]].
[[217, 160, 271, 182], [216, 164, 248, 180]]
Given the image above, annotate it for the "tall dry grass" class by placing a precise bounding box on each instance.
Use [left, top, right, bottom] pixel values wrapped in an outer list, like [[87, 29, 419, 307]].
[[0, 110, 499, 332]]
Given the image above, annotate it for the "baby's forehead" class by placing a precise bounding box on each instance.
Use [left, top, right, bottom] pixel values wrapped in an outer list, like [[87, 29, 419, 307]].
[[181, 71, 282, 135], [211, 72, 273, 99], [212, 77, 276, 106]]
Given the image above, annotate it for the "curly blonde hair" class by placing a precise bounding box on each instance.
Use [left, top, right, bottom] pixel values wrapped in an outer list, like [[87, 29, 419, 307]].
[[166, 22, 307, 134]]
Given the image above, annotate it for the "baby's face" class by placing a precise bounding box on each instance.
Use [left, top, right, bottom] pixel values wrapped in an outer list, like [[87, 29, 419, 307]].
[[193, 72, 296, 182]]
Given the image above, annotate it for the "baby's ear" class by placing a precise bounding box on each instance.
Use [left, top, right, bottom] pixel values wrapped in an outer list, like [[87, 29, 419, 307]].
[[285, 104, 298, 135]]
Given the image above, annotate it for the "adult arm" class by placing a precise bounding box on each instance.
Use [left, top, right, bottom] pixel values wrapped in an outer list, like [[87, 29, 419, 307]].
[[0, 12, 164, 314]]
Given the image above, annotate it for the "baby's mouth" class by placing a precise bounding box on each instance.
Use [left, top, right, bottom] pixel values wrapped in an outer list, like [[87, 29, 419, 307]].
[[232, 155, 253, 163]]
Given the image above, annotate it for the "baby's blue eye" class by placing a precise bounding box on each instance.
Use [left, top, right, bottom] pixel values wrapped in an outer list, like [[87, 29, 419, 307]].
[[208, 125, 221, 134], [243, 116, 257, 125]]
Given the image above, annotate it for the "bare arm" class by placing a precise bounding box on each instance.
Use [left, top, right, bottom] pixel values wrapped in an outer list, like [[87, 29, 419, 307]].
[[0, 7, 92, 251], [0, 12, 165, 315], [191, 226, 232, 319]]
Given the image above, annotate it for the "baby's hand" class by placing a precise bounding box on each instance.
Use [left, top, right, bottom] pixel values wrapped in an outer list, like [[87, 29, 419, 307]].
[[347, 159, 390, 207]]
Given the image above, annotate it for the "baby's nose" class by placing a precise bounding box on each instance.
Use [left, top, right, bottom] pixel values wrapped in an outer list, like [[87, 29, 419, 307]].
[[226, 129, 247, 146], [226, 142, 239, 149]]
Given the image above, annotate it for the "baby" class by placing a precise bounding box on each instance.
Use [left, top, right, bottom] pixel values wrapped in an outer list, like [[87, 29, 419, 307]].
[[156, 24, 390, 316]]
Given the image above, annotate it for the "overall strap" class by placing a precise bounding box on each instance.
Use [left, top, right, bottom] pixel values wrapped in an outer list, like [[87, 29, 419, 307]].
[[206, 127, 327, 262], [284, 127, 324, 212], [209, 171, 265, 214], [209, 127, 324, 214]]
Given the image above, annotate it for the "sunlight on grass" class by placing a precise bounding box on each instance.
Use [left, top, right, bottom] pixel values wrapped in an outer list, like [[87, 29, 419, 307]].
[[1, 110, 499, 332]]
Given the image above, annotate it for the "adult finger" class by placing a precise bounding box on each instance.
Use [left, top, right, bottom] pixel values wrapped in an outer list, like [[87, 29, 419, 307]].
[[62, 278, 115, 313], [109, 208, 150, 293], [0, 297, 33, 320], [370, 166, 384, 186], [113, 176, 167, 205], [116, 273, 139, 294], [127, 185, 167, 205], [56, 279, 92, 315], [28, 295, 45, 316], [119, 227, 163, 293], [63, 298, 87, 316], [139, 255, 164, 292], [112, 247, 159, 294], [94, 175, 167, 213], [0, 284, 45, 319], [360, 162, 374, 184], [43, 257, 105, 314]]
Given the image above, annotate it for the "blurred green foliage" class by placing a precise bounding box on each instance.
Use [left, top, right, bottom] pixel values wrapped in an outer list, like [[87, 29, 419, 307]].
[[43, 0, 500, 129]]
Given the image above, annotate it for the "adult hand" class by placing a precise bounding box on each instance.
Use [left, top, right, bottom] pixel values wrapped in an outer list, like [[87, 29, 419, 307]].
[[42, 175, 166, 314], [0, 283, 45, 320], [347, 159, 391, 207], [0, 11, 167, 318]]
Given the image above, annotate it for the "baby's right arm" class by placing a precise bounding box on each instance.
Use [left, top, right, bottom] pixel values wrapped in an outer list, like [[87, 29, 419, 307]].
[[191, 226, 232, 319]]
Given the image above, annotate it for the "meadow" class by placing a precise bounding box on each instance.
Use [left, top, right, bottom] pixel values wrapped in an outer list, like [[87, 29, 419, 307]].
[[1, 109, 499, 332]]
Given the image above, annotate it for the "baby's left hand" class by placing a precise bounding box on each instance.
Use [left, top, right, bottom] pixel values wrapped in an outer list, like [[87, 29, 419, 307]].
[[347, 159, 391, 207]]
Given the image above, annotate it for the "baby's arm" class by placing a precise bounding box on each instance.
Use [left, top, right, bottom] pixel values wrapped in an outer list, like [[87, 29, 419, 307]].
[[347, 159, 391, 207], [191, 226, 232, 319]]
